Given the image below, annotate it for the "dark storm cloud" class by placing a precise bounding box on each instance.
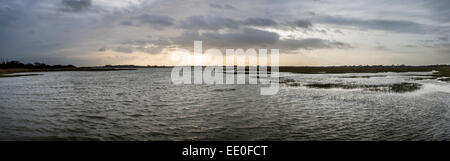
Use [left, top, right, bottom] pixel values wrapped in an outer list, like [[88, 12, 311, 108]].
[[0, 1, 73, 61], [202, 28, 280, 46], [121, 39, 171, 46], [438, 36, 449, 41], [178, 16, 240, 30], [120, 20, 133, 26], [278, 38, 351, 51], [61, 0, 92, 12], [243, 18, 278, 27], [178, 16, 279, 31], [293, 19, 313, 28], [129, 14, 174, 29], [98, 47, 106, 52], [423, 0, 450, 22], [171, 28, 350, 51], [171, 28, 279, 49], [320, 16, 429, 34], [208, 3, 236, 10]]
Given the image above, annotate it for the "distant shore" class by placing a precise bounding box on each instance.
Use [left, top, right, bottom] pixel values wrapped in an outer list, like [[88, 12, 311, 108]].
[[0, 60, 136, 78], [0, 68, 136, 78], [1, 60, 449, 81]]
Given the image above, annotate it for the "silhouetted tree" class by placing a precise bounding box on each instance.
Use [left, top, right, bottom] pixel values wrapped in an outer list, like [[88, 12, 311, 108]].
[[0, 60, 77, 69]]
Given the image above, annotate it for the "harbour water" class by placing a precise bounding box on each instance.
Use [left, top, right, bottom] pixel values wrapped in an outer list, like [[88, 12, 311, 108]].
[[0, 68, 449, 140]]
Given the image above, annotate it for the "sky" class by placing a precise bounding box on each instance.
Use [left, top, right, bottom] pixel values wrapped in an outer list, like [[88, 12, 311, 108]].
[[0, 0, 449, 66]]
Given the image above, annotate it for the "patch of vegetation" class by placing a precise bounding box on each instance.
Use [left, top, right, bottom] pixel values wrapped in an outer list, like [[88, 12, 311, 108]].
[[409, 69, 450, 82], [279, 66, 450, 83], [279, 65, 450, 74], [279, 77, 296, 84], [390, 83, 422, 93], [278, 77, 303, 87], [438, 77, 450, 82], [285, 83, 302, 87], [305, 83, 344, 89], [432, 69, 450, 82], [305, 82, 422, 93], [409, 77, 434, 81], [340, 75, 386, 78], [212, 88, 236, 92], [223, 71, 272, 75]]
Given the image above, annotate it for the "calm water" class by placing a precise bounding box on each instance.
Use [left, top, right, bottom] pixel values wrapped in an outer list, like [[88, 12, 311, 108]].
[[0, 68, 449, 141]]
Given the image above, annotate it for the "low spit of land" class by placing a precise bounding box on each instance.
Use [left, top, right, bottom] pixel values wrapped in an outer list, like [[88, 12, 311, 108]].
[[1, 61, 449, 81], [0, 61, 135, 78]]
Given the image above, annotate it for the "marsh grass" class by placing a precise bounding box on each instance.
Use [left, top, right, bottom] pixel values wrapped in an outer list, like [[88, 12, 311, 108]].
[[390, 83, 422, 93], [278, 77, 303, 87], [410, 70, 450, 82], [438, 77, 450, 82], [279, 66, 450, 74], [305, 82, 422, 93], [279, 66, 450, 82], [279, 77, 296, 84], [433, 69, 450, 82], [339, 75, 387, 78], [410, 77, 435, 81]]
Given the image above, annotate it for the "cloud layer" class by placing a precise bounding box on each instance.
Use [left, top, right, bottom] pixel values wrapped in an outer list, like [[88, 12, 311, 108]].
[[0, 0, 449, 65]]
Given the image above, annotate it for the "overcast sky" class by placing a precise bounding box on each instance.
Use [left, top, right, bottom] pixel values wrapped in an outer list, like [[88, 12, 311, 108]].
[[1, 0, 449, 66]]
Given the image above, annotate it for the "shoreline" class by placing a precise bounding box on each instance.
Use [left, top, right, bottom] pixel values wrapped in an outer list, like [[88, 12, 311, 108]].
[[1, 66, 449, 81], [0, 68, 136, 78]]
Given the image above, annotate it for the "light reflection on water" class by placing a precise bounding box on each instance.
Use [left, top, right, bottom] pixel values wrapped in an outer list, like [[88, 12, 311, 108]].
[[0, 68, 449, 141]]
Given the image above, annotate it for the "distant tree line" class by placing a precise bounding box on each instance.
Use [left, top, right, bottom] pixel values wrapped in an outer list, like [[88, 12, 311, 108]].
[[0, 60, 76, 69]]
